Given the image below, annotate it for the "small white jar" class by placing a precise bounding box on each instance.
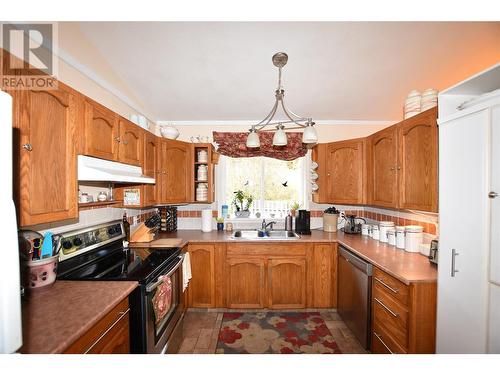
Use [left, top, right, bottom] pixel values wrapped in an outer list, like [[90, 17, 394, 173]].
[[197, 149, 208, 163], [379, 221, 395, 243], [197, 164, 208, 181], [396, 226, 405, 249], [372, 225, 380, 241], [361, 224, 371, 236], [387, 228, 396, 246], [405, 225, 423, 253]]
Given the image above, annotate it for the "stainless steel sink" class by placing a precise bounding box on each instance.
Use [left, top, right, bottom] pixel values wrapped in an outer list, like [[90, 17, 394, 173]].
[[231, 230, 300, 240]]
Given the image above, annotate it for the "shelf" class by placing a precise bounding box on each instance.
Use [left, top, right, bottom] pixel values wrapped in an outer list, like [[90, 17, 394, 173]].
[[194, 161, 209, 165], [195, 180, 208, 183], [78, 200, 121, 208]]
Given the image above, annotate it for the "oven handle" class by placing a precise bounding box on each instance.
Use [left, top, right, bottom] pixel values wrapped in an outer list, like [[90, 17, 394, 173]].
[[146, 255, 184, 293]]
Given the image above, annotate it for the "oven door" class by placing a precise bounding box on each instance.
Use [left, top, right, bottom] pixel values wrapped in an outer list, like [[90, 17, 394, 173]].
[[144, 254, 184, 354]]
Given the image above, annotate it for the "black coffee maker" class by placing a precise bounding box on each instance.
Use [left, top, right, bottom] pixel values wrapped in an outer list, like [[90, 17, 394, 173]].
[[295, 210, 311, 235]]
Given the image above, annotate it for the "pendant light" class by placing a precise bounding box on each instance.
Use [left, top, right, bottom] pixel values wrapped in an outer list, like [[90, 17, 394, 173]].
[[246, 126, 260, 148], [302, 120, 318, 144], [272, 124, 287, 146]]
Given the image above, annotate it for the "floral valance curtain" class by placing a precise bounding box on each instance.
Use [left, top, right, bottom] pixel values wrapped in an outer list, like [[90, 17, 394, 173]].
[[212, 131, 308, 161]]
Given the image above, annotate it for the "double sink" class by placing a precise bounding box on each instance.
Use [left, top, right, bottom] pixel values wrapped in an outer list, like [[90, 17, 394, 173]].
[[231, 230, 300, 240]]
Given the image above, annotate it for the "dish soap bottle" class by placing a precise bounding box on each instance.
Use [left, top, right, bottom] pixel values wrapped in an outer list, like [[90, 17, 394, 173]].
[[122, 210, 130, 241]]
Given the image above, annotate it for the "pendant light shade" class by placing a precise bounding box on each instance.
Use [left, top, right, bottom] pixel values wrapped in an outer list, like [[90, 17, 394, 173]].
[[302, 121, 318, 144], [246, 127, 260, 148], [272, 125, 287, 146]]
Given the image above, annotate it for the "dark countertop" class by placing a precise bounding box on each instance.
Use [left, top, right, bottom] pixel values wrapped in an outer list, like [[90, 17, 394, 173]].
[[131, 229, 437, 285], [20, 280, 137, 354]]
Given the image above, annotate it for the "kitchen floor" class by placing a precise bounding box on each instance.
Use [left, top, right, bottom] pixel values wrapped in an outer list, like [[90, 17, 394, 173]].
[[176, 309, 367, 354]]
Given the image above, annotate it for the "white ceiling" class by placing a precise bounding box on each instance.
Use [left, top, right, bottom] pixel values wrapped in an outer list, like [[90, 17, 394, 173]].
[[75, 22, 500, 122]]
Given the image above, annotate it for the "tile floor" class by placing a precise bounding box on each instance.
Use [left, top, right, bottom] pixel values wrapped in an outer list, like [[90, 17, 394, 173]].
[[176, 309, 368, 354]]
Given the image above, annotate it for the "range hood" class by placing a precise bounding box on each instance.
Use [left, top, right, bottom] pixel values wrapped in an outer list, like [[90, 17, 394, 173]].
[[77, 155, 155, 184]]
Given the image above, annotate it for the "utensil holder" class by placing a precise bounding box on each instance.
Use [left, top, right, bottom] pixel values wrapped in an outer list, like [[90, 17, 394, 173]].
[[24, 255, 59, 290]]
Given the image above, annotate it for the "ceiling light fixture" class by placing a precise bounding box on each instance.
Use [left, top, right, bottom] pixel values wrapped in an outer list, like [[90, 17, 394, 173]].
[[246, 52, 317, 148]]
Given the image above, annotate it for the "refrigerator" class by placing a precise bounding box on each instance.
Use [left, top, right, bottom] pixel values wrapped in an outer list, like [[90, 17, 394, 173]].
[[0, 90, 23, 353]]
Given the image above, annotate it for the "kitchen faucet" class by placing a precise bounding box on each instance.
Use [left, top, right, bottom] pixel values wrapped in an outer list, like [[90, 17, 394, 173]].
[[261, 219, 277, 231]]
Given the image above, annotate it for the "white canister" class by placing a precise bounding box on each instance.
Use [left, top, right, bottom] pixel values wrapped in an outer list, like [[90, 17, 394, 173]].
[[387, 228, 396, 246], [379, 221, 395, 243], [372, 225, 380, 241], [201, 209, 213, 232], [405, 225, 423, 252], [196, 183, 208, 202], [197, 164, 208, 181], [197, 149, 208, 163], [361, 224, 371, 236], [396, 226, 405, 249]]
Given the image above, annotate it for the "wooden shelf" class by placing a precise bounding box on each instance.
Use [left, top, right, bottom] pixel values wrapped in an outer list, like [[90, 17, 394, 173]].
[[194, 161, 208, 165], [195, 180, 208, 183], [78, 200, 121, 208]]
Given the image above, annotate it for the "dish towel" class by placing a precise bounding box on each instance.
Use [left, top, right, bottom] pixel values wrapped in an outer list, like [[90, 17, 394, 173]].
[[182, 252, 192, 292], [152, 275, 172, 325]]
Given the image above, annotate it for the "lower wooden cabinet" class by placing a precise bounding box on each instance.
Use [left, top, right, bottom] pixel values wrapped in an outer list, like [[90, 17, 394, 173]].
[[310, 243, 337, 308], [268, 258, 306, 309], [187, 244, 216, 308], [371, 267, 437, 354], [226, 258, 266, 308], [64, 298, 130, 354]]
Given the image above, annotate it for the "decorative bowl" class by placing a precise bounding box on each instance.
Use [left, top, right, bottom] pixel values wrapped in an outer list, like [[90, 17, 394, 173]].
[[160, 125, 180, 139]]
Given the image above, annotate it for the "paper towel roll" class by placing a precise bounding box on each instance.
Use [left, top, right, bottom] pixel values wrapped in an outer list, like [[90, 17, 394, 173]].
[[201, 209, 213, 232]]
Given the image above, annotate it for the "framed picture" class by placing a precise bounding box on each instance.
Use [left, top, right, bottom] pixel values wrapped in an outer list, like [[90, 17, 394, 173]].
[[123, 188, 141, 206]]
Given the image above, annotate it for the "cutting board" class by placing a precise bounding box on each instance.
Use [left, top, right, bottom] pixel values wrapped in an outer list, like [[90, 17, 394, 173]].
[[131, 238, 184, 248]]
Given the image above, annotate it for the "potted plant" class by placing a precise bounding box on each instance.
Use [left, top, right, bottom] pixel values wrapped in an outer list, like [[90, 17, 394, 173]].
[[216, 217, 224, 231], [290, 202, 300, 217], [232, 190, 254, 218]]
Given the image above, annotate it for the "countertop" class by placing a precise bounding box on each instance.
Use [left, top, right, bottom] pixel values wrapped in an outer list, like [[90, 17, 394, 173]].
[[131, 229, 437, 285], [20, 280, 137, 354]]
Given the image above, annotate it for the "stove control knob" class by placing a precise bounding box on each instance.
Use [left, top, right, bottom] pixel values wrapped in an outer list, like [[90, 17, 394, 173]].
[[73, 237, 83, 247], [62, 240, 73, 250], [108, 227, 116, 235]]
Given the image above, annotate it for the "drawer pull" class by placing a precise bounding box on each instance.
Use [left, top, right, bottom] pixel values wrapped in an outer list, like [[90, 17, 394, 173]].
[[374, 331, 393, 354], [374, 277, 399, 294], [374, 297, 398, 317]]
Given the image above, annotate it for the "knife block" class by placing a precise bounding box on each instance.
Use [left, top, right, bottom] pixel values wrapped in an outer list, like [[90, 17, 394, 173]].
[[130, 223, 155, 243]]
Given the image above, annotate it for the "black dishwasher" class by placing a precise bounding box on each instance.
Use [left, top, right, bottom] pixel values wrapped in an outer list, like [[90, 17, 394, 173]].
[[337, 245, 373, 350]]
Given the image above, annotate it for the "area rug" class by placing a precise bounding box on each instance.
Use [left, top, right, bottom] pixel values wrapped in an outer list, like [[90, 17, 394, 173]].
[[216, 312, 342, 354]]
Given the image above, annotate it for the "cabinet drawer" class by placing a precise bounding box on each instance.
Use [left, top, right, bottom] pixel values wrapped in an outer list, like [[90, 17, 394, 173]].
[[373, 285, 408, 349], [372, 322, 407, 354], [226, 243, 306, 258], [373, 267, 409, 306]]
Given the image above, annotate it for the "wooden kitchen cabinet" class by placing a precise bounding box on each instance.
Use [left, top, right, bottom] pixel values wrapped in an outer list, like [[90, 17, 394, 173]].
[[83, 99, 120, 161], [398, 107, 438, 212], [226, 258, 266, 308], [13, 83, 80, 226], [187, 244, 216, 308], [310, 243, 337, 308], [143, 131, 159, 206], [163, 139, 191, 204], [118, 116, 144, 166], [268, 258, 307, 309], [370, 125, 399, 208], [326, 138, 365, 205], [371, 267, 436, 354], [64, 298, 130, 354]]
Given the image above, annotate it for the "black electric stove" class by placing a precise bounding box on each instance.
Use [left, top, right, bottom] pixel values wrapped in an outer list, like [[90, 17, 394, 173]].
[[56, 220, 184, 353]]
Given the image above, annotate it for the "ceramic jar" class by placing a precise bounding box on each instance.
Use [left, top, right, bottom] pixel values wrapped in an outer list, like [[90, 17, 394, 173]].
[[97, 191, 108, 202], [387, 228, 396, 246], [196, 183, 208, 202], [396, 226, 406, 249], [197, 149, 208, 163], [197, 164, 208, 181], [371, 225, 380, 241], [361, 224, 370, 236], [379, 221, 395, 243], [405, 225, 423, 253]]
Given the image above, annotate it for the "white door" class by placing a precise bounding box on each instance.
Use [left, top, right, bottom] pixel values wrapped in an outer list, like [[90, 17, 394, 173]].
[[490, 105, 500, 285], [437, 109, 490, 353], [489, 283, 500, 353]]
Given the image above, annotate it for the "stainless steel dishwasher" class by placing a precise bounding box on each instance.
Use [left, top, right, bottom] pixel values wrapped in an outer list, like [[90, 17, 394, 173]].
[[337, 245, 373, 349]]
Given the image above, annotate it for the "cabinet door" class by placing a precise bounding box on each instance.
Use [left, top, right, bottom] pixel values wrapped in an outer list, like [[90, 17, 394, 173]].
[[398, 108, 438, 211], [226, 258, 266, 308], [326, 139, 364, 204], [371, 126, 398, 208], [14, 85, 79, 226], [143, 132, 159, 206], [157, 139, 168, 204], [84, 100, 119, 161], [311, 244, 336, 308], [268, 258, 306, 309], [118, 117, 144, 166], [187, 244, 216, 308], [164, 139, 191, 203], [437, 110, 490, 353]]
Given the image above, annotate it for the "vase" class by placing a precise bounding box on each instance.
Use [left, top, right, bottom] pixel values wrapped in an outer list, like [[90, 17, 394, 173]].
[[235, 210, 250, 218], [217, 222, 224, 231]]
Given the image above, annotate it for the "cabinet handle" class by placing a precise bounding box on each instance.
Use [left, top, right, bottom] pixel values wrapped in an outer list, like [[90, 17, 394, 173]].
[[374, 331, 393, 354], [390, 167, 395, 171], [451, 248, 459, 277], [114, 136, 121, 143], [374, 297, 398, 317], [22, 143, 33, 151], [397, 166, 401, 170], [489, 191, 499, 199], [374, 277, 399, 294], [122, 140, 128, 145]]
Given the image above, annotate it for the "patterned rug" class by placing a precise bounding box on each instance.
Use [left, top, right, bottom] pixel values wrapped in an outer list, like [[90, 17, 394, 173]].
[[216, 312, 342, 354]]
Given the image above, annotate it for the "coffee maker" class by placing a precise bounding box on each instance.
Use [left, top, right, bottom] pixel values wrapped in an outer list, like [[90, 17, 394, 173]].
[[295, 210, 311, 235]]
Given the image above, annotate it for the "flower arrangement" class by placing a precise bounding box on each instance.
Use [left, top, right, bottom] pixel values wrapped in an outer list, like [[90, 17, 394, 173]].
[[232, 190, 254, 218]]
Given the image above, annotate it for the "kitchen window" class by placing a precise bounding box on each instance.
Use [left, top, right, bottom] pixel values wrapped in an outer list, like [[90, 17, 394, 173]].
[[217, 155, 307, 219]]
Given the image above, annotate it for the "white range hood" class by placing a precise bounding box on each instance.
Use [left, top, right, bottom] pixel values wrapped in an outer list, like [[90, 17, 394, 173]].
[[78, 155, 155, 184]]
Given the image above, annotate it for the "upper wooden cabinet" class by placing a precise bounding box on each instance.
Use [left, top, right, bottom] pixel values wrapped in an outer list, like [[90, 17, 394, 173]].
[[143, 132, 159, 207], [370, 126, 399, 208], [83, 99, 119, 161], [398, 108, 438, 212], [13, 84, 80, 226], [118, 117, 144, 166], [163, 139, 191, 204], [326, 139, 365, 205]]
